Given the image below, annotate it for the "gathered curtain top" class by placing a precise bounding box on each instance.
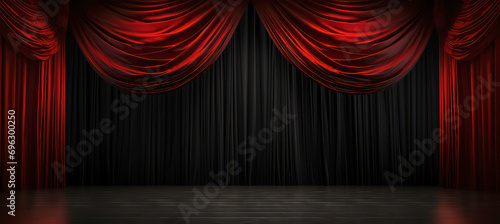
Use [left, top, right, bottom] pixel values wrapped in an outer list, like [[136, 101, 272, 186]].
[[1, 0, 498, 93]]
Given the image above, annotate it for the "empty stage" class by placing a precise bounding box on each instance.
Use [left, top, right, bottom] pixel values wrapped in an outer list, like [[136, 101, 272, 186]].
[[4, 186, 500, 224]]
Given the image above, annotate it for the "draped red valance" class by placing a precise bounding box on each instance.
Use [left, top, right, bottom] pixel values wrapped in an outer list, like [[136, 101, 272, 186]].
[[1, 0, 435, 93], [0, 0, 68, 60], [252, 0, 434, 93], [69, 0, 249, 92], [2, 0, 497, 93]]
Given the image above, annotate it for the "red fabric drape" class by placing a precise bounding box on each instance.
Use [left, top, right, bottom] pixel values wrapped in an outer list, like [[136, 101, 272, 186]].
[[0, 0, 67, 189], [0, 0, 68, 60], [252, 0, 434, 93], [69, 0, 249, 93], [439, 38, 500, 192], [438, 0, 500, 192], [437, 0, 500, 60], [1, 37, 66, 189]]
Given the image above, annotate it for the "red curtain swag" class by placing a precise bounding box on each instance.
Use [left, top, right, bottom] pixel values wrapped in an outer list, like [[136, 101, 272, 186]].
[[69, 0, 249, 93], [1, 0, 500, 191], [252, 0, 434, 93], [0, 0, 68, 60], [435, 0, 500, 60]]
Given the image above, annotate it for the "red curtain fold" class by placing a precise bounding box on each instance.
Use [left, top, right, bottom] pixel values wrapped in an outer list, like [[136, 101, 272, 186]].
[[0, 0, 68, 60], [439, 38, 500, 192], [437, 0, 500, 192], [69, 0, 249, 93], [437, 0, 500, 60], [1, 36, 66, 189], [252, 0, 434, 93], [0, 0, 67, 189]]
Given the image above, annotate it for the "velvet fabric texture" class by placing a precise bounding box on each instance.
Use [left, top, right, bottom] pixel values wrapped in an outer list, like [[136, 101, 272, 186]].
[[69, 0, 249, 92], [437, 0, 500, 191], [253, 0, 434, 93]]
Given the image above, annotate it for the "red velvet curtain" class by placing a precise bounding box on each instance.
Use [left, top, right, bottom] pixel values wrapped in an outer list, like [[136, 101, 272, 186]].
[[0, 0, 68, 60], [252, 0, 434, 93], [438, 0, 500, 191], [69, 0, 249, 93], [0, 0, 67, 189], [438, 0, 500, 60], [2, 0, 500, 192]]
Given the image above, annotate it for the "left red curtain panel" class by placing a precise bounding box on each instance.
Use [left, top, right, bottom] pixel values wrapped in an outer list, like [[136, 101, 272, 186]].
[[0, 0, 68, 189]]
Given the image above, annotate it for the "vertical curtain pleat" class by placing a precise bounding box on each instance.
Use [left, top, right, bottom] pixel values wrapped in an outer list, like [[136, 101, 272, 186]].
[[436, 0, 500, 192], [0, 37, 65, 189], [439, 38, 500, 191]]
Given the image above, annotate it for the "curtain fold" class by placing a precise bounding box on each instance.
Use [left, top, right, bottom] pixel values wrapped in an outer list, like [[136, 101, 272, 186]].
[[0, 0, 68, 60], [437, 0, 500, 192], [436, 0, 500, 60], [0, 0, 67, 189], [252, 0, 434, 93], [439, 38, 500, 192], [1, 37, 66, 189], [69, 0, 249, 93]]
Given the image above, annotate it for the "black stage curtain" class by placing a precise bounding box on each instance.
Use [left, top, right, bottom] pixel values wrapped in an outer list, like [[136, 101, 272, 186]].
[[66, 5, 439, 186]]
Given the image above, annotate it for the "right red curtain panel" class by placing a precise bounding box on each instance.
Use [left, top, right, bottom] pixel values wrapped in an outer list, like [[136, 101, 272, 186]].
[[438, 0, 500, 191], [439, 38, 500, 192]]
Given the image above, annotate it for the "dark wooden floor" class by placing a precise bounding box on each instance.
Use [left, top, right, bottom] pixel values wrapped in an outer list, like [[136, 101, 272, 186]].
[[2, 186, 500, 224]]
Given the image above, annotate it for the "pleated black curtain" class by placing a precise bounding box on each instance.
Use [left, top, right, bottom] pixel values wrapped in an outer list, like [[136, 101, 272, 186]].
[[66, 5, 439, 186]]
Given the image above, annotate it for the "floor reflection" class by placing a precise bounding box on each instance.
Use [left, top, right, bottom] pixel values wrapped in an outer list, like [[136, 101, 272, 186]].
[[434, 189, 500, 224], [2, 186, 500, 224]]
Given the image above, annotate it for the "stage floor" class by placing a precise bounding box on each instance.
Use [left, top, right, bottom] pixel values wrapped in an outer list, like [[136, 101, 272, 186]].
[[3, 186, 500, 224]]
